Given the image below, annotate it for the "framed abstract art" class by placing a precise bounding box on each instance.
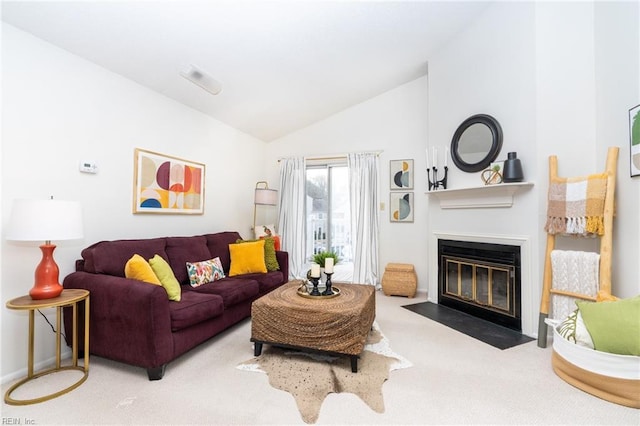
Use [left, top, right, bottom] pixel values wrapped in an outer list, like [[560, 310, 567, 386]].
[[390, 192, 413, 223], [390, 159, 414, 190], [133, 148, 205, 214]]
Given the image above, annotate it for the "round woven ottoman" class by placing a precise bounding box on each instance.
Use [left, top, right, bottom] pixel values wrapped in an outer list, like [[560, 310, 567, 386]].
[[382, 263, 417, 297]]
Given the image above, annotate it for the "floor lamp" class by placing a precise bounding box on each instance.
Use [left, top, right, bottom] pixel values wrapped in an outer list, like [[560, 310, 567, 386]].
[[253, 181, 278, 234], [6, 198, 83, 299]]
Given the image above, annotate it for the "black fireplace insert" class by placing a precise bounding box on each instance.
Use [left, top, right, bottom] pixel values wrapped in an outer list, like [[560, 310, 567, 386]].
[[438, 239, 522, 331]]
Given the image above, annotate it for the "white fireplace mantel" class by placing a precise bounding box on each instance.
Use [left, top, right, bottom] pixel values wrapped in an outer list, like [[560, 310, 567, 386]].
[[427, 182, 534, 209]]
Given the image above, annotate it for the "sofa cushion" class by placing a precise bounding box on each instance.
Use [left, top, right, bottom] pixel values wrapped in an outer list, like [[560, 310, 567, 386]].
[[124, 254, 162, 285], [149, 254, 182, 301], [169, 291, 224, 331], [204, 231, 242, 273], [192, 278, 259, 307], [83, 238, 168, 276], [165, 236, 211, 285], [186, 257, 225, 287], [241, 271, 286, 294], [229, 240, 267, 276]]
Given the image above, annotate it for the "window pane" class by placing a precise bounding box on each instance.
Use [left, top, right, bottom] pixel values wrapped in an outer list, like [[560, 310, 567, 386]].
[[306, 164, 352, 280], [306, 168, 328, 257], [330, 166, 351, 262]]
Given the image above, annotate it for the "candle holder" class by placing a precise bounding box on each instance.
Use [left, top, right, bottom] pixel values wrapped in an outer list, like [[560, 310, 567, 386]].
[[428, 166, 448, 190], [309, 276, 321, 296], [322, 272, 334, 296]]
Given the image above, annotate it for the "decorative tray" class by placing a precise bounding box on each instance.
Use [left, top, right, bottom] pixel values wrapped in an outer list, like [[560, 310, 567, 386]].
[[297, 286, 341, 299]]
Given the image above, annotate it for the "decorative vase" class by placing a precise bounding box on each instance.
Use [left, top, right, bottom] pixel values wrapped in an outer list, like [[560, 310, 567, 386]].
[[503, 152, 524, 182]]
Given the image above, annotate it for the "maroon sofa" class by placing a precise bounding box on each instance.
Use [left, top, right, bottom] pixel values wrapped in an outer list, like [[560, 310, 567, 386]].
[[63, 231, 288, 380]]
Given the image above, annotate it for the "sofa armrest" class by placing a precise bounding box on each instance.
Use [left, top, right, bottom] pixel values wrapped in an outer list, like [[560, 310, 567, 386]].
[[63, 271, 174, 369], [275, 250, 289, 281]]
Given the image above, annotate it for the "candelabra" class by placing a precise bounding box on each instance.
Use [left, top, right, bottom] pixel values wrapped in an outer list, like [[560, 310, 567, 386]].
[[428, 166, 448, 190], [322, 272, 334, 296], [309, 276, 321, 296]]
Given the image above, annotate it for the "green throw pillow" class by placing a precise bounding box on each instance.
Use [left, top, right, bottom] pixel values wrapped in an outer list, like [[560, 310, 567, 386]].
[[576, 295, 640, 356], [148, 254, 181, 302], [235, 238, 280, 272]]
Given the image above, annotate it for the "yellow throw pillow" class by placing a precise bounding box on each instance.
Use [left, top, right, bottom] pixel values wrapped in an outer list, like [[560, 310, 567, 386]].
[[229, 240, 267, 276], [236, 237, 280, 272], [124, 254, 161, 285], [148, 254, 181, 302]]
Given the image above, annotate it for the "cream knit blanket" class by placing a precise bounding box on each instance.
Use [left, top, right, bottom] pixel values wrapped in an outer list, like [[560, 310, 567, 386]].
[[544, 173, 608, 236], [550, 249, 600, 321]]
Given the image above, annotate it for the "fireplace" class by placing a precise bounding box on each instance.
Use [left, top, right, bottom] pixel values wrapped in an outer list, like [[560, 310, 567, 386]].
[[438, 239, 522, 331]]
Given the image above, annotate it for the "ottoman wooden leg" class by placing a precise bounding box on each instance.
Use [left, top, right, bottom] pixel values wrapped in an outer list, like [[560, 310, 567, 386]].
[[254, 342, 263, 356], [350, 356, 358, 373]]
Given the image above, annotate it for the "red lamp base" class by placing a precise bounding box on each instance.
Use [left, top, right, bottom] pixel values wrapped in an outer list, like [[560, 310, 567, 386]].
[[30, 244, 63, 300]]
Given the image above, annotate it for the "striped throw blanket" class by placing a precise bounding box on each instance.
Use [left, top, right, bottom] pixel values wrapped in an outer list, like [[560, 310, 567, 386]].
[[545, 173, 608, 236]]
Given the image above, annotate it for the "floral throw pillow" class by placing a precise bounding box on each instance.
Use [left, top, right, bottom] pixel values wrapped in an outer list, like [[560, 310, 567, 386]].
[[186, 257, 225, 287]]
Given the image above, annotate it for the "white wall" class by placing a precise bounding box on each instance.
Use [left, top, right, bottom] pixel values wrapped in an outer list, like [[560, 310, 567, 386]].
[[266, 76, 430, 290], [1, 25, 269, 381]]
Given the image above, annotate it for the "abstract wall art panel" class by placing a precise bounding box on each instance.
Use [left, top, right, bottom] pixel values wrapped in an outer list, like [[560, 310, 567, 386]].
[[390, 159, 414, 190], [133, 148, 205, 214], [390, 192, 413, 223]]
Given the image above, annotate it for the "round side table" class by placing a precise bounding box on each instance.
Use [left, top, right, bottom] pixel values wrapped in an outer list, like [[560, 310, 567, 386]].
[[4, 288, 90, 405]]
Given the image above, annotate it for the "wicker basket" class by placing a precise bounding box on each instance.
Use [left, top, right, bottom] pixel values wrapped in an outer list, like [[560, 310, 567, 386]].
[[381, 263, 417, 298]]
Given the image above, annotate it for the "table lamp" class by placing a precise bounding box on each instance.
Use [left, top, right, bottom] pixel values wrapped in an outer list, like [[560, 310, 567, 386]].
[[253, 181, 278, 231], [6, 198, 83, 299]]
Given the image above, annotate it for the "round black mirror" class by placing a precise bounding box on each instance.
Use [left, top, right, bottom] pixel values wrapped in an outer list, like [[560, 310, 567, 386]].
[[451, 114, 503, 173]]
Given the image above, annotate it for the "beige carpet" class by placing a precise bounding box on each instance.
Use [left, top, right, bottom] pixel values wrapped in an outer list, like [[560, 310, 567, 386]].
[[237, 323, 412, 424], [2, 292, 639, 424]]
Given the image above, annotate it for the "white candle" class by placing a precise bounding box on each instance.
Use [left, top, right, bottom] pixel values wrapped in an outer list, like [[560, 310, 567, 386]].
[[425, 148, 429, 169], [444, 147, 449, 167], [311, 263, 320, 278], [433, 147, 438, 169], [324, 257, 334, 273]]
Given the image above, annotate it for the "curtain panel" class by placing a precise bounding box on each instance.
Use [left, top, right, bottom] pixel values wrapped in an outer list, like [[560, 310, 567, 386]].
[[277, 157, 307, 279], [348, 153, 380, 287]]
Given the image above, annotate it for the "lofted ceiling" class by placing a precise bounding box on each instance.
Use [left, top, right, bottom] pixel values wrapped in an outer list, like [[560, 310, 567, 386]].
[[1, 1, 493, 142]]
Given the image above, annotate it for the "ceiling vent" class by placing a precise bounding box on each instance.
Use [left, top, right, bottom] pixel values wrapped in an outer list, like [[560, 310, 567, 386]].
[[180, 64, 222, 95]]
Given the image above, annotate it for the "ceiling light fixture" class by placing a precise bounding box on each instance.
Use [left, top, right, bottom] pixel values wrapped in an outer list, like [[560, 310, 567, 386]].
[[180, 64, 222, 95]]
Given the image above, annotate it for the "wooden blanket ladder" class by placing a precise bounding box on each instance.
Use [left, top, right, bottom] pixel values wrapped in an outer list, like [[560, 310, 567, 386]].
[[537, 146, 619, 348]]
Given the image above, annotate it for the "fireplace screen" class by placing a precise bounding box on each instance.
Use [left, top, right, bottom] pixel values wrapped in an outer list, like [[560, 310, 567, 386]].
[[444, 257, 513, 316], [438, 239, 521, 331]]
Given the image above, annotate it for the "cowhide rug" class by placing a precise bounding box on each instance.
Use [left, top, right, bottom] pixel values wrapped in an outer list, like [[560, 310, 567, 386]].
[[237, 323, 412, 424]]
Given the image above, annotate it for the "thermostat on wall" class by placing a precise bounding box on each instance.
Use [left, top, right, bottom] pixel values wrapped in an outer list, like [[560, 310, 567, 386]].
[[79, 161, 98, 174]]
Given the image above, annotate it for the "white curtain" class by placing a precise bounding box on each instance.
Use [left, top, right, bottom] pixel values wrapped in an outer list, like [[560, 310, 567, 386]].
[[348, 153, 379, 287], [277, 157, 307, 280]]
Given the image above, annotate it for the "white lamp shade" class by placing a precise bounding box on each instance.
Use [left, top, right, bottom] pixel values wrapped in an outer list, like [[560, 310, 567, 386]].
[[254, 188, 278, 206], [6, 199, 83, 242]]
